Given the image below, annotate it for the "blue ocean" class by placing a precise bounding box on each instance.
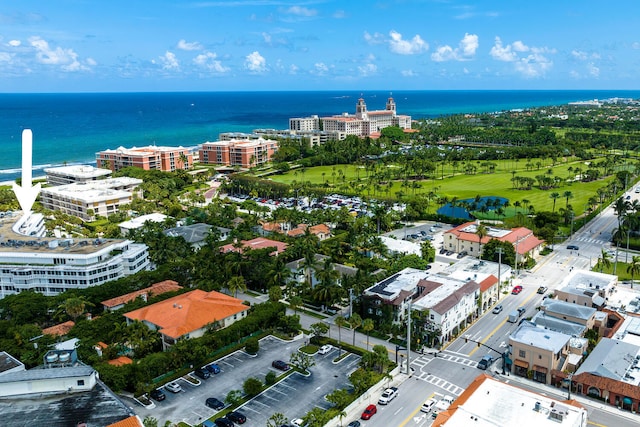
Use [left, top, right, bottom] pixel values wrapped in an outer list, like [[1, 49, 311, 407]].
[[0, 90, 638, 181]]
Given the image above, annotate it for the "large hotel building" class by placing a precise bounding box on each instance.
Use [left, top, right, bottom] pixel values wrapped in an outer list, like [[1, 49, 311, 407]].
[[289, 96, 412, 138]]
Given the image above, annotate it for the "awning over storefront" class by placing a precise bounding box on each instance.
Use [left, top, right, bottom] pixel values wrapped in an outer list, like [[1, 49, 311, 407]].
[[514, 359, 529, 368], [533, 365, 548, 373], [623, 397, 633, 405]]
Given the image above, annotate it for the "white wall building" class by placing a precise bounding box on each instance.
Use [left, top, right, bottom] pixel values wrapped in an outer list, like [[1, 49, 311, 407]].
[[40, 177, 143, 220], [44, 165, 112, 186], [0, 213, 150, 299]]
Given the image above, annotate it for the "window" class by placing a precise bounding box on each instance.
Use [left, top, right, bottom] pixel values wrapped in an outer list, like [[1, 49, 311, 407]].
[[519, 349, 526, 358], [77, 380, 85, 386]]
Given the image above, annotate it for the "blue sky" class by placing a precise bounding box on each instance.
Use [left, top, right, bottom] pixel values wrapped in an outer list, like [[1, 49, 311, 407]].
[[2, 0, 639, 92]]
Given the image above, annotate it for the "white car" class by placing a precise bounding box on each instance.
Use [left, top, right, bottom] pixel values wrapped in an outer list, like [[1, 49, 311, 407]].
[[378, 387, 398, 405], [291, 419, 305, 427], [318, 344, 332, 355], [165, 381, 182, 393]]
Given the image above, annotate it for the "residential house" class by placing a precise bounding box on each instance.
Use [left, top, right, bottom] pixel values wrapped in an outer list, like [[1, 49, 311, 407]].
[[220, 237, 288, 256], [123, 290, 250, 350], [101, 280, 183, 312]]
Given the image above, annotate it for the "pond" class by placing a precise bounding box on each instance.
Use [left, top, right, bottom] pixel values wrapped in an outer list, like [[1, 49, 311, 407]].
[[437, 196, 509, 220]]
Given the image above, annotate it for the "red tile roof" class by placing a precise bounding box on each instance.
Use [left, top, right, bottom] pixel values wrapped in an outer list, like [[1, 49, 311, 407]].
[[220, 237, 288, 255], [42, 320, 75, 337], [106, 415, 144, 427], [101, 280, 182, 309], [123, 290, 249, 339], [478, 275, 498, 292], [108, 356, 133, 366]]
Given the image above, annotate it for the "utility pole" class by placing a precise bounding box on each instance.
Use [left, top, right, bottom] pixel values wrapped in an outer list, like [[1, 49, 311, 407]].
[[406, 300, 411, 375], [497, 247, 503, 293]]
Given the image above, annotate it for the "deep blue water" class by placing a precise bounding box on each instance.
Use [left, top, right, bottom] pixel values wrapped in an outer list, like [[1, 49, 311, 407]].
[[0, 90, 638, 181]]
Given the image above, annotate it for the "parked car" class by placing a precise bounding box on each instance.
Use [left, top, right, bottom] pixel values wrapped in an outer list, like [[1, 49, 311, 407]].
[[492, 304, 503, 314], [456, 251, 468, 259], [165, 382, 182, 393], [291, 419, 305, 427], [318, 344, 332, 355], [206, 363, 221, 374], [439, 248, 447, 254], [567, 245, 579, 250], [445, 250, 454, 256], [150, 388, 165, 401], [511, 285, 523, 295], [194, 367, 210, 379], [517, 307, 526, 317], [537, 286, 548, 294], [205, 397, 225, 410], [361, 404, 377, 420], [226, 411, 247, 424], [272, 360, 290, 371], [213, 418, 234, 427], [378, 387, 398, 405], [347, 422, 361, 427]]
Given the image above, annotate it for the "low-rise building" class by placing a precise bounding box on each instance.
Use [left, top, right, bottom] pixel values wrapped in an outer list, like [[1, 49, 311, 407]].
[[40, 177, 143, 220], [101, 280, 183, 311], [509, 322, 572, 384], [96, 145, 193, 172], [540, 299, 597, 329], [123, 290, 250, 350], [118, 213, 168, 235], [555, 269, 616, 308], [220, 237, 288, 256], [164, 223, 230, 249], [433, 373, 588, 427], [45, 165, 112, 186]]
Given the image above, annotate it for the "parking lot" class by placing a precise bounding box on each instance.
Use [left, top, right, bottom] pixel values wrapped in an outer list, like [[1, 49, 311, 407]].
[[127, 336, 360, 426]]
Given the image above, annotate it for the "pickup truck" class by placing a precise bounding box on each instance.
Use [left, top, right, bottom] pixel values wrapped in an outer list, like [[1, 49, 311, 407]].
[[378, 387, 398, 405], [432, 395, 454, 418]]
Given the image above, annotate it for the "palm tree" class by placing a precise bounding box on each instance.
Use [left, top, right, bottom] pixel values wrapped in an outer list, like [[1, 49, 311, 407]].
[[362, 318, 374, 351], [627, 256, 640, 289], [476, 224, 488, 257], [548, 192, 560, 212], [598, 249, 612, 273], [563, 191, 573, 208], [56, 296, 94, 321], [226, 275, 247, 298], [335, 316, 347, 356]]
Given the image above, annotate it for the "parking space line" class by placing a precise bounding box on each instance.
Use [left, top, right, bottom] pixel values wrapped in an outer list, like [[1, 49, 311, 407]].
[[276, 383, 297, 391], [249, 400, 270, 408], [241, 405, 263, 414], [269, 388, 288, 396], [262, 394, 280, 402]]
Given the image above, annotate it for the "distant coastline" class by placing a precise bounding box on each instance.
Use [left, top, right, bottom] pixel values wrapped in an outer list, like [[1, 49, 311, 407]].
[[1, 90, 639, 182]]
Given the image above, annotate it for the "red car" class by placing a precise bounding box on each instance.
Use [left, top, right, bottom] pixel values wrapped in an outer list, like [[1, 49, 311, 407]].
[[361, 404, 377, 420], [512, 285, 523, 295]]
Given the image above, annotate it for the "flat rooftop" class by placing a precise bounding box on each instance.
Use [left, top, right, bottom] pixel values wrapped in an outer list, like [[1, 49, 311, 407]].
[[365, 267, 429, 299], [44, 165, 112, 179], [560, 270, 616, 295], [439, 374, 587, 427], [0, 211, 126, 255]]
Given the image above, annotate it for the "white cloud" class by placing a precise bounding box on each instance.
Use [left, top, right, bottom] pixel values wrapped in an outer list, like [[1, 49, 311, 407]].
[[358, 63, 377, 76], [587, 63, 600, 77], [177, 39, 202, 51], [285, 6, 317, 17], [245, 51, 266, 73], [8, 40, 20, 47], [571, 50, 600, 61], [363, 31, 385, 45], [633, 42, 640, 49], [401, 69, 418, 77], [314, 62, 329, 75], [431, 33, 478, 62], [388, 30, 428, 55], [489, 37, 517, 62], [289, 64, 299, 74], [491, 37, 555, 77], [0, 52, 11, 62], [158, 51, 180, 70], [333, 10, 346, 19], [193, 52, 229, 73], [28, 36, 90, 72]]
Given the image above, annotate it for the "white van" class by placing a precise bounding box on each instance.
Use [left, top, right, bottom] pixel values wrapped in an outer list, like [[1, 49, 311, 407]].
[[421, 398, 437, 413]]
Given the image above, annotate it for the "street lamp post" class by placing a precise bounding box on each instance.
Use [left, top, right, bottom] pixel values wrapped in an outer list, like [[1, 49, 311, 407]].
[[497, 247, 503, 293], [567, 373, 574, 400]]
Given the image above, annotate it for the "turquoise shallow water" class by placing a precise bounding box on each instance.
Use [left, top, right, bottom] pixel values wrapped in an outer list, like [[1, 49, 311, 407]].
[[0, 90, 637, 181]]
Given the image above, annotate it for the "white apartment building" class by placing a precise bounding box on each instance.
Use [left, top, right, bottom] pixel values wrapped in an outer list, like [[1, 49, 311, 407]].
[[44, 165, 112, 186], [0, 213, 150, 299], [40, 177, 143, 221], [290, 96, 412, 138]]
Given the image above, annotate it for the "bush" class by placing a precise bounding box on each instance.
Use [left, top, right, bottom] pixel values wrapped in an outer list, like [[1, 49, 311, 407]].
[[265, 371, 277, 386], [245, 337, 259, 355], [243, 377, 263, 396]]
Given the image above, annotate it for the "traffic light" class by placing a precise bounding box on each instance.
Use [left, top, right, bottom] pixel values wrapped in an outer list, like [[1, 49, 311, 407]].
[[465, 337, 468, 343], [477, 342, 481, 347]]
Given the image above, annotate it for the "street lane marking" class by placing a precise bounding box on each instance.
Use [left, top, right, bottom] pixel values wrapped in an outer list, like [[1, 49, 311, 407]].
[[398, 392, 435, 427]]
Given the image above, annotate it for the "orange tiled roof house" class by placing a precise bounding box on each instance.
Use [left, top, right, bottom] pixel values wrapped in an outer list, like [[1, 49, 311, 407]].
[[101, 280, 183, 312], [123, 290, 249, 350]]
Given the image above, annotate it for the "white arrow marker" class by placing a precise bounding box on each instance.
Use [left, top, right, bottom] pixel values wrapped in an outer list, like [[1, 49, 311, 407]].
[[12, 129, 41, 213]]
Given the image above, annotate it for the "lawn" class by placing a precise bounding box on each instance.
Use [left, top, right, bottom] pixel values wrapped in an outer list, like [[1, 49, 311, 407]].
[[264, 156, 625, 215]]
